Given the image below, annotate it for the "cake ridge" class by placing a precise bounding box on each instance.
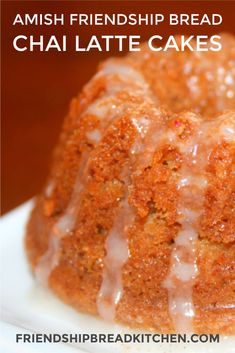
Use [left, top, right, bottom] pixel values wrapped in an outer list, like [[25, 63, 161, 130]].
[[35, 59, 156, 287], [97, 108, 166, 321]]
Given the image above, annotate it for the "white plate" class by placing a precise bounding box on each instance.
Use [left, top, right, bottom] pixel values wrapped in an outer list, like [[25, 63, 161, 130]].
[[0, 201, 234, 353]]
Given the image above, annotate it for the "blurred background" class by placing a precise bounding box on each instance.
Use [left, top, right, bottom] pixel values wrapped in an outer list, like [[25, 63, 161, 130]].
[[2, 0, 235, 214]]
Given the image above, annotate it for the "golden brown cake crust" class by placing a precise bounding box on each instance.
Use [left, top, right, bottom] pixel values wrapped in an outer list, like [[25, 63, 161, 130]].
[[25, 34, 235, 334]]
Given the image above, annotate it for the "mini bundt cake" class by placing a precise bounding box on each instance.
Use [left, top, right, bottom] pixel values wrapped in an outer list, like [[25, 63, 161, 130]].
[[25, 34, 235, 334]]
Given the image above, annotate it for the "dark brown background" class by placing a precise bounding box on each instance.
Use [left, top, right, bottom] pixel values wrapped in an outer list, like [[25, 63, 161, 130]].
[[2, 0, 235, 214]]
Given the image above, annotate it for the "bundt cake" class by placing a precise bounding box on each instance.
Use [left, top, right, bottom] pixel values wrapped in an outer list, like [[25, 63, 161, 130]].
[[25, 34, 235, 334]]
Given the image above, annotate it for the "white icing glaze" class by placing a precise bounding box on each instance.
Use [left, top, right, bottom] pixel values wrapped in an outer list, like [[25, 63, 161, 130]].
[[220, 125, 235, 141], [163, 112, 235, 332], [177, 175, 208, 189], [131, 116, 150, 137], [36, 152, 89, 284], [163, 169, 201, 333], [86, 129, 102, 143], [44, 182, 54, 198], [97, 197, 134, 321], [100, 62, 148, 88], [85, 94, 122, 119]]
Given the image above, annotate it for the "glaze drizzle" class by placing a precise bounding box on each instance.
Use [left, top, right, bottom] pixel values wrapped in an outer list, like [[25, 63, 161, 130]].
[[163, 112, 235, 332]]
